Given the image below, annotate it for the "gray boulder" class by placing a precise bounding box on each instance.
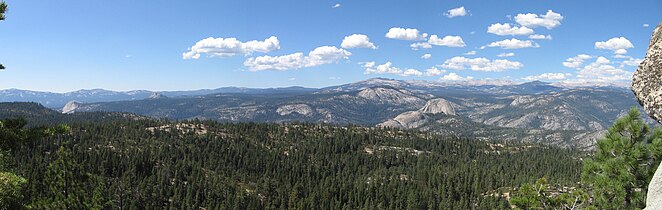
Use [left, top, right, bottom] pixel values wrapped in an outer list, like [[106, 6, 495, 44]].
[[632, 21, 662, 210], [633, 22, 662, 124]]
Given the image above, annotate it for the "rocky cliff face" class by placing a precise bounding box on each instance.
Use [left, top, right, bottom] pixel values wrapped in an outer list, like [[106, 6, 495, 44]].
[[631, 22, 662, 210], [378, 98, 455, 129], [633, 22, 662, 124], [62, 101, 81, 114]]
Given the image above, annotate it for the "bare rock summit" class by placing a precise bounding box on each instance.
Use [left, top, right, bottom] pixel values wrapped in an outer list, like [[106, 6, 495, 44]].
[[633, 22, 662, 124], [632, 21, 662, 210]]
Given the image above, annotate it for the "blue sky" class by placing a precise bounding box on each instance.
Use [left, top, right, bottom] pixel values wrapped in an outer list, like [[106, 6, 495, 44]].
[[0, 0, 660, 92]]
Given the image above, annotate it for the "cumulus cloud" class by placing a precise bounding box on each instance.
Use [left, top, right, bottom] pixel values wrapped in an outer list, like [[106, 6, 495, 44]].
[[425, 67, 446, 76], [362, 61, 422, 76], [402, 69, 424, 76], [497, 52, 515, 57], [440, 73, 473, 81], [244, 46, 350, 71], [562, 54, 592, 69], [427, 35, 466, 47], [620, 56, 643, 67], [514, 10, 563, 29], [421, 54, 432, 59], [332, 3, 341, 8], [439, 56, 523, 72], [411, 35, 466, 49], [183, 36, 280, 59], [410, 42, 432, 49], [385, 27, 428, 41], [445, 6, 468, 18], [484, 38, 539, 49], [595, 37, 634, 54], [341, 34, 377, 49], [529, 34, 552, 40], [523, 73, 570, 81], [487, 23, 534, 36], [573, 57, 633, 83], [465, 51, 477, 55]]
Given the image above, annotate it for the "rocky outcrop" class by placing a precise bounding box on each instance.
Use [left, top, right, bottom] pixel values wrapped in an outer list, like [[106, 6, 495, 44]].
[[148, 92, 167, 99], [378, 98, 455, 129], [61, 101, 81, 114], [276, 104, 314, 116], [357, 87, 425, 106], [420, 98, 455, 115], [632, 21, 662, 210], [633, 22, 662, 124], [647, 166, 662, 210]]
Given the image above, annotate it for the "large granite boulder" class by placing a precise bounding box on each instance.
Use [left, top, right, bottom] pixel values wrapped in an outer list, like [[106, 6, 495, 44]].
[[633, 22, 662, 124], [633, 21, 662, 210]]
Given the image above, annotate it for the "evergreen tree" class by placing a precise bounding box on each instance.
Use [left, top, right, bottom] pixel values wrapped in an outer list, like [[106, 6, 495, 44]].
[[32, 146, 89, 209], [581, 107, 662, 209], [0, 1, 6, 70], [0, 1, 6, 21]]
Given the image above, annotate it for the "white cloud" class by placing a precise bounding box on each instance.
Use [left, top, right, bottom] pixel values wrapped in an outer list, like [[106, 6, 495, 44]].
[[332, 3, 341, 8], [523, 73, 570, 81], [529, 34, 552, 40], [497, 52, 515, 57], [402, 69, 424, 76], [427, 35, 466, 47], [183, 36, 280, 59], [425, 67, 446, 76], [562, 54, 592, 69], [465, 51, 477, 55], [643, 24, 650, 28], [410, 42, 432, 49], [411, 35, 466, 49], [561, 56, 633, 85], [341, 34, 377, 49], [440, 73, 473, 81], [621, 57, 643, 67], [484, 38, 539, 49], [244, 46, 350, 71], [514, 10, 564, 29], [362, 61, 424, 77], [328, 76, 341, 80], [421, 54, 432, 59], [288, 77, 296, 81], [595, 37, 634, 54], [573, 57, 633, 83], [445, 6, 468, 18], [487, 23, 534, 36], [385, 27, 428, 41], [439, 56, 523, 72]]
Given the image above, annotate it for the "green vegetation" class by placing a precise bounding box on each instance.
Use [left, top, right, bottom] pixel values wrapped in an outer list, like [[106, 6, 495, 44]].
[[582, 108, 662, 209], [1, 1, 6, 70], [511, 108, 662, 209], [0, 117, 68, 209], [0, 105, 583, 209]]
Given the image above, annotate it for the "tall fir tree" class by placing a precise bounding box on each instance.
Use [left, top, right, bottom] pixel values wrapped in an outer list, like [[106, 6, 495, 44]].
[[581, 108, 662, 209]]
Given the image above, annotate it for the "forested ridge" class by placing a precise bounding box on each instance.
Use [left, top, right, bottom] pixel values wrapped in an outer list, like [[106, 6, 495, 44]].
[[0, 102, 584, 209]]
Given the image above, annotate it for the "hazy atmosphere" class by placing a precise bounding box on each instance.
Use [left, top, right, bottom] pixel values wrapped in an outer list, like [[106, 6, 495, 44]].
[[0, 1, 660, 92], [2, 1, 662, 209]]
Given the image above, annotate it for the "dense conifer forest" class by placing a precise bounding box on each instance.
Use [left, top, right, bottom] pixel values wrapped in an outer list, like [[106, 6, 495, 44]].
[[0, 103, 585, 209]]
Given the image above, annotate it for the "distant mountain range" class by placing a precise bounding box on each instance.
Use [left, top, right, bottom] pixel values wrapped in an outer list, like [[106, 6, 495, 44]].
[[0, 78, 653, 150], [0, 86, 317, 108]]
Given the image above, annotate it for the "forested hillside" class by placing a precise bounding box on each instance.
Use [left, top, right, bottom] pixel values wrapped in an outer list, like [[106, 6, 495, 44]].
[[1, 103, 583, 209]]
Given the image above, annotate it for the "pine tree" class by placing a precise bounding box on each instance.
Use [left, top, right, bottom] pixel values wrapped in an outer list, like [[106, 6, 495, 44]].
[[581, 108, 662, 209], [32, 146, 89, 209], [0, 1, 6, 70]]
